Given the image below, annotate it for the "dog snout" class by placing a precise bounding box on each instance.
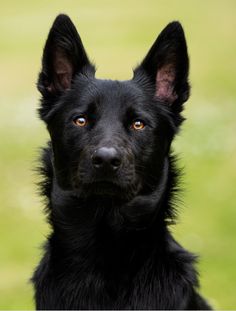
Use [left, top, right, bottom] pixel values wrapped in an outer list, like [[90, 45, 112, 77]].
[[92, 147, 121, 171]]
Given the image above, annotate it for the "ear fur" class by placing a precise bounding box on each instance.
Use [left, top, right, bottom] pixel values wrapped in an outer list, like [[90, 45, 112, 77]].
[[38, 14, 94, 97], [134, 21, 190, 107]]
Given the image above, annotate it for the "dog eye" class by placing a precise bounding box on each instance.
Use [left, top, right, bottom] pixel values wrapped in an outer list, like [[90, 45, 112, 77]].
[[73, 116, 88, 127], [131, 120, 145, 131]]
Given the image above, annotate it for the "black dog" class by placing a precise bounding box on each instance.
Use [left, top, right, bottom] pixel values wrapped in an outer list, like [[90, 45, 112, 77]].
[[32, 14, 211, 310]]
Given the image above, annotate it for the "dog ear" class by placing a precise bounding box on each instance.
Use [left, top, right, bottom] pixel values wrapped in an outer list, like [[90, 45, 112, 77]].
[[134, 21, 190, 107], [38, 14, 94, 96]]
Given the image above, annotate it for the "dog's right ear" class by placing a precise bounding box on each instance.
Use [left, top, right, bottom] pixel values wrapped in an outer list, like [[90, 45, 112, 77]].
[[38, 14, 94, 98]]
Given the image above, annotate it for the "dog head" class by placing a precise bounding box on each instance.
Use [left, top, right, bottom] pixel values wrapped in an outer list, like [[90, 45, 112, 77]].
[[38, 14, 189, 201]]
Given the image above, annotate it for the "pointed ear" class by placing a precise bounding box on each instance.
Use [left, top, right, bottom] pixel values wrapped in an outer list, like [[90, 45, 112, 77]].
[[134, 21, 190, 106], [38, 14, 94, 96]]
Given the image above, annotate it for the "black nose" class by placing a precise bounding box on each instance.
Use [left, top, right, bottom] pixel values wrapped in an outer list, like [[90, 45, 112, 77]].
[[92, 147, 121, 171]]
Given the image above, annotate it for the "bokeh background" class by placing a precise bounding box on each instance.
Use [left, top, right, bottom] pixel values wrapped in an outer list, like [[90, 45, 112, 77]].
[[0, 0, 236, 309]]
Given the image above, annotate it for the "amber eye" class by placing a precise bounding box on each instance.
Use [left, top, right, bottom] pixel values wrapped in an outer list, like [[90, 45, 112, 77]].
[[131, 120, 145, 131], [73, 116, 87, 127]]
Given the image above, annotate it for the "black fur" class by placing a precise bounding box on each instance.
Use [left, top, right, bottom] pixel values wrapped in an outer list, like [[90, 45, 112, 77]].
[[32, 14, 211, 310]]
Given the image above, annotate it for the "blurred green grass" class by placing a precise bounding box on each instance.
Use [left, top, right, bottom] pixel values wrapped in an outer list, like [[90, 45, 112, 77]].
[[0, 0, 236, 309]]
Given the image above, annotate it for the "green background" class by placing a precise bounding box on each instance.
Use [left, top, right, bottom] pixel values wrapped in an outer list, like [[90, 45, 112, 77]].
[[0, 0, 236, 309]]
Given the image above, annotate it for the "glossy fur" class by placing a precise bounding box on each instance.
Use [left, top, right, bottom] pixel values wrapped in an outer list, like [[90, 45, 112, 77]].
[[32, 14, 211, 309]]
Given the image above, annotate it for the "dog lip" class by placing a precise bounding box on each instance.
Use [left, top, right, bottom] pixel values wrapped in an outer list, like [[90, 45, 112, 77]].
[[81, 180, 124, 197], [92, 180, 119, 186], [89, 180, 122, 191]]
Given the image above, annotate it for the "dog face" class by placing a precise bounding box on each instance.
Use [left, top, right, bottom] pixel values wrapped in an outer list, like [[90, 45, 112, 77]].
[[38, 15, 189, 201]]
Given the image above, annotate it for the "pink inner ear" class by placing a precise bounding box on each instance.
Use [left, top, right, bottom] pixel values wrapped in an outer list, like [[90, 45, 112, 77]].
[[155, 64, 177, 103], [53, 49, 73, 90]]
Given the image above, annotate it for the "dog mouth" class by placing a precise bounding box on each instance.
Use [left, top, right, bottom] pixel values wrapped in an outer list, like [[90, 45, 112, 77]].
[[83, 181, 124, 196], [76, 180, 140, 201]]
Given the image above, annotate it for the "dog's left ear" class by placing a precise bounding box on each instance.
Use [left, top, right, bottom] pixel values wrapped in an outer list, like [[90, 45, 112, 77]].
[[134, 21, 190, 107]]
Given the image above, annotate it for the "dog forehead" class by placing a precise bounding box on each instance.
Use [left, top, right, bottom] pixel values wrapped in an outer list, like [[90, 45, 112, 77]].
[[87, 78, 144, 109], [68, 77, 148, 119]]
